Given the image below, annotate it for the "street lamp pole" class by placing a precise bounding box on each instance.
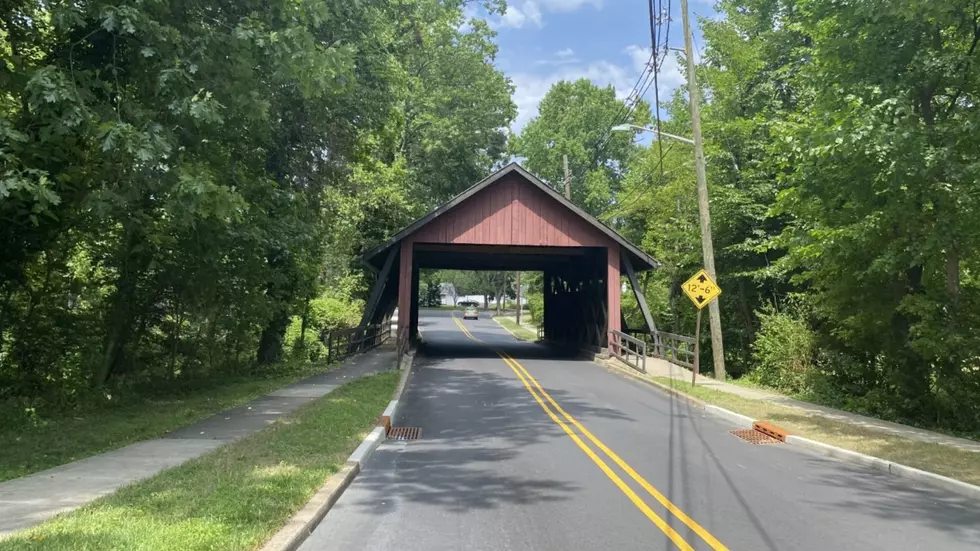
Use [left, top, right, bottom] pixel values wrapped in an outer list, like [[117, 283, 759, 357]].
[[680, 0, 725, 381], [609, 6, 727, 380]]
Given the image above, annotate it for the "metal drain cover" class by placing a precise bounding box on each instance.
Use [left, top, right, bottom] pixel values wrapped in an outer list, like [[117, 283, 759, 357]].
[[730, 428, 781, 445], [387, 427, 421, 440]]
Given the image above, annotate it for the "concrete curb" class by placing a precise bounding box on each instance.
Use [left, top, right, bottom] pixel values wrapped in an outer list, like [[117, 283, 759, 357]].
[[259, 461, 360, 551], [596, 357, 709, 410], [493, 317, 523, 340], [705, 405, 756, 427], [594, 356, 980, 502], [785, 435, 980, 501], [261, 350, 418, 551]]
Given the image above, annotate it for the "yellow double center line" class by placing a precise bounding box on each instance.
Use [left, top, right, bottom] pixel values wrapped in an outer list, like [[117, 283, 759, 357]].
[[451, 314, 727, 551]]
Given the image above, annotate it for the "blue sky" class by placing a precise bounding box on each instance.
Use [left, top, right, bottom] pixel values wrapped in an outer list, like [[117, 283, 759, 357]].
[[467, 0, 721, 131]]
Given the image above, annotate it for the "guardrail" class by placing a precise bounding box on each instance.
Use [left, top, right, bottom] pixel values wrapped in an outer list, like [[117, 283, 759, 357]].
[[609, 329, 647, 372], [625, 329, 696, 369], [323, 322, 390, 364]]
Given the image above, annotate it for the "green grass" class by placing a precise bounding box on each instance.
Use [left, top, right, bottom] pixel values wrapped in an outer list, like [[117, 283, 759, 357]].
[[651, 376, 980, 487], [0, 371, 399, 551], [495, 317, 538, 341], [0, 362, 337, 483]]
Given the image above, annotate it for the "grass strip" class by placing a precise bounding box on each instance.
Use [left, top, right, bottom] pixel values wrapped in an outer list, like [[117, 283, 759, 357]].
[[0, 363, 337, 483], [0, 371, 399, 551], [651, 376, 980, 487], [495, 317, 538, 341]]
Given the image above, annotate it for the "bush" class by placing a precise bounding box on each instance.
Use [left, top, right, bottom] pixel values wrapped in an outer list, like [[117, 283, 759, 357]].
[[284, 291, 363, 363], [749, 305, 816, 394], [527, 293, 543, 323]]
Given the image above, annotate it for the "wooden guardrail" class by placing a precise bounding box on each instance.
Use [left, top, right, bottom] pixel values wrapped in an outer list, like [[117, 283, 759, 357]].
[[609, 329, 647, 372], [625, 329, 696, 369], [323, 322, 390, 364]]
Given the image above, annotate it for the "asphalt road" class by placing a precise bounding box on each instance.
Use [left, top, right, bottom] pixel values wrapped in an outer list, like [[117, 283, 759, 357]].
[[300, 309, 980, 551]]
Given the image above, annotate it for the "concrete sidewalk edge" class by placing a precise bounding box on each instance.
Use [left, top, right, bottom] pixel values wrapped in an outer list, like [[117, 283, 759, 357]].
[[596, 357, 980, 502], [261, 349, 417, 551]]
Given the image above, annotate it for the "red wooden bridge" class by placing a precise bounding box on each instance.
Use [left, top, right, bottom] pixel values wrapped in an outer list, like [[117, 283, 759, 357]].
[[360, 163, 659, 350]]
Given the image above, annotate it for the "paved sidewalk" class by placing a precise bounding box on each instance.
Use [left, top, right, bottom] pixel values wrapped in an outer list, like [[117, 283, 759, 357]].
[[0, 347, 396, 536], [645, 357, 980, 453]]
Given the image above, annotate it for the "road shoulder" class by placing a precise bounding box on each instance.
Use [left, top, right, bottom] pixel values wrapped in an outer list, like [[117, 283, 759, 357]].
[[595, 356, 980, 500]]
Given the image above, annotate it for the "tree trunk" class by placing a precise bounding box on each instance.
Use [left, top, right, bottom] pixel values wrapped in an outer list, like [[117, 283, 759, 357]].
[[299, 298, 310, 344], [257, 308, 290, 364], [170, 298, 181, 379], [96, 227, 145, 387]]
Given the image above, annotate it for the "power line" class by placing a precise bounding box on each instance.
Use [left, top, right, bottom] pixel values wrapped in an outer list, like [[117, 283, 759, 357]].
[[569, 0, 671, 200]]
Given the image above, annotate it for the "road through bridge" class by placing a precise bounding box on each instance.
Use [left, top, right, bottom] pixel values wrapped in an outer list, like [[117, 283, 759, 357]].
[[299, 310, 980, 551]]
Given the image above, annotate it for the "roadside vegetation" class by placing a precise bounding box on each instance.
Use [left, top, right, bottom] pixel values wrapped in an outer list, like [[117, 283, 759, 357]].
[[495, 317, 537, 342], [0, 360, 336, 483], [505, 1, 980, 437], [652, 377, 980, 487], [1, 1, 514, 445], [0, 372, 399, 551]]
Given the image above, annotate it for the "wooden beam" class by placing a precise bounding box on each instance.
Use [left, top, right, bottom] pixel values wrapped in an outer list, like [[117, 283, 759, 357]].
[[624, 253, 657, 334], [359, 247, 397, 328]]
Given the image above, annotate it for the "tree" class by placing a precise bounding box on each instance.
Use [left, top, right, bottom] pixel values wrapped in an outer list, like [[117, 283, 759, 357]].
[[510, 79, 650, 214], [0, 0, 513, 422]]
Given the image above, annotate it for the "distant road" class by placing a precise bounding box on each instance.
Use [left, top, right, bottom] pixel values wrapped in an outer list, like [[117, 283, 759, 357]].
[[301, 310, 980, 550]]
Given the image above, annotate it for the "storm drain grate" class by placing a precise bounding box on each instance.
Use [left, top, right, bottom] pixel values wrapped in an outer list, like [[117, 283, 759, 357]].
[[730, 428, 781, 445], [387, 426, 421, 440]]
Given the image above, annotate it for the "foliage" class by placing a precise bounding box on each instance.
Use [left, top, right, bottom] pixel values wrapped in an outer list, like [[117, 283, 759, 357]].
[[527, 292, 544, 323], [0, 360, 334, 481], [749, 303, 815, 394], [510, 79, 650, 215], [599, 0, 980, 433], [436, 270, 514, 309], [0, 1, 514, 422]]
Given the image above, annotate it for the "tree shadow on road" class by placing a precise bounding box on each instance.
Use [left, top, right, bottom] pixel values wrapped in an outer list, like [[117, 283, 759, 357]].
[[797, 457, 980, 543], [334, 352, 641, 516]]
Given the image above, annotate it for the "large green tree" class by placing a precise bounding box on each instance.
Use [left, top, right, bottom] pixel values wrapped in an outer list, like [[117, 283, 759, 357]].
[[0, 0, 513, 419], [510, 79, 650, 214]]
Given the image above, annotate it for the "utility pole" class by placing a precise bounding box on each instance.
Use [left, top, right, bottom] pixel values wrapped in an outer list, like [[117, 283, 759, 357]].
[[515, 271, 522, 324], [563, 154, 571, 200], [680, 0, 726, 381]]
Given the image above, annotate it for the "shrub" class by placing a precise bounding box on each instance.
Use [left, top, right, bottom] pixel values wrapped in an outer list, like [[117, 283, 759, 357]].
[[749, 305, 815, 394], [284, 291, 363, 363], [527, 293, 543, 323]]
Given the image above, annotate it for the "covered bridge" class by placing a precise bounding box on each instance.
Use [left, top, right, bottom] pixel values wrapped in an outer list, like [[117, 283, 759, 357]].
[[359, 163, 659, 349]]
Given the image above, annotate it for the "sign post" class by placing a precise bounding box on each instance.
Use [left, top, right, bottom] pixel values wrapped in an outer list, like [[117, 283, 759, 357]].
[[681, 269, 722, 386]]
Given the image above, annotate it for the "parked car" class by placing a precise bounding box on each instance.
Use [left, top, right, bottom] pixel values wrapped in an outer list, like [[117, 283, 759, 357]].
[[462, 307, 479, 320]]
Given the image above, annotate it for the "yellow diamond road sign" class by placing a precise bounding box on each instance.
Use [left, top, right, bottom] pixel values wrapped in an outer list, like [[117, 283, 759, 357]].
[[682, 269, 721, 310]]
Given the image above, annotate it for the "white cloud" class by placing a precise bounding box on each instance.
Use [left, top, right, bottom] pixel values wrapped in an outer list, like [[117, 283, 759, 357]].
[[500, 1, 543, 28], [495, 0, 600, 29], [622, 45, 687, 100], [556, 48, 575, 58], [510, 44, 689, 132]]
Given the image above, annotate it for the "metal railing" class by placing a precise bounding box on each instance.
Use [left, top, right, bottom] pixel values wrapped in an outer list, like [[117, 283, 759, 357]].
[[537, 324, 545, 340], [323, 322, 390, 364], [626, 329, 696, 369], [609, 329, 647, 372]]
